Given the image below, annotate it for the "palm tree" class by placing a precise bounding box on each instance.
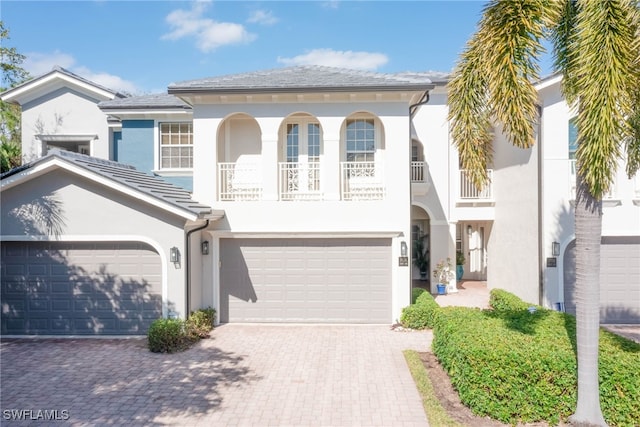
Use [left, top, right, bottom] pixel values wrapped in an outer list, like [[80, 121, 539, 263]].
[[447, 1, 639, 425]]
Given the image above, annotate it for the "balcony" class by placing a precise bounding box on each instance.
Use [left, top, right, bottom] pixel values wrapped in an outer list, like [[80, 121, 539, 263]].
[[411, 161, 431, 196], [341, 161, 385, 201], [459, 169, 493, 200], [569, 160, 618, 205], [279, 162, 321, 201], [411, 161, 427, 182], [218, 162, 262, 201]]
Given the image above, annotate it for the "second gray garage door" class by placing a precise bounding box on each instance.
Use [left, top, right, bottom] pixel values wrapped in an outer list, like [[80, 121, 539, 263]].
[[219, 238, 391, 323], [1, 241, 162, 335], [563, 236, 640, 324]]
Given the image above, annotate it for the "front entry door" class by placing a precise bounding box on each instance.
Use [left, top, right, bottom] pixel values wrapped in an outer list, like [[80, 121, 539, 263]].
[[463, 222, 488, 281]]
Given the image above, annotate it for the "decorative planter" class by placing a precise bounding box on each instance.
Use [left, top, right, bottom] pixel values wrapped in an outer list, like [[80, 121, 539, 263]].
[[456, 265, 464, 280], [420, 270, 428, 281], [436, 283, 447, 295]]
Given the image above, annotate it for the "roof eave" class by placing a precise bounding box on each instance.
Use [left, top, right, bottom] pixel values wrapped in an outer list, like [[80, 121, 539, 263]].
[[168, 84, 435, 95]]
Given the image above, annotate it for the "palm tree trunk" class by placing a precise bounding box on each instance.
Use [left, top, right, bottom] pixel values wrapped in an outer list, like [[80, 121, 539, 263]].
[[569, 171, 607, 427]]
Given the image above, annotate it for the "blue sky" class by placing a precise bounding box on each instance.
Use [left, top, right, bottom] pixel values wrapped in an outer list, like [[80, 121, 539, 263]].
[[3, 1, 550, 95]]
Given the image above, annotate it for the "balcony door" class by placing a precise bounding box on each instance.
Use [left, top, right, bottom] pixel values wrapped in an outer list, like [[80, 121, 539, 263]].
[[280, 119, 321, 199]]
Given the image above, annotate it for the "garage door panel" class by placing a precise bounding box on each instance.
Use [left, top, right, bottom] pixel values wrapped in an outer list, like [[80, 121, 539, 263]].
[[220, 238, 391, 323], [563, 237, 640, 324], [1, 241, 162, 335]]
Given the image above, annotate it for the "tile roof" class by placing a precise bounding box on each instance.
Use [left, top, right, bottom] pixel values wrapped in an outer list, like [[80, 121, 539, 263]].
[[99, 93, 192, 110], [168, 65, 435, 94], [1, 150, 212, 218]]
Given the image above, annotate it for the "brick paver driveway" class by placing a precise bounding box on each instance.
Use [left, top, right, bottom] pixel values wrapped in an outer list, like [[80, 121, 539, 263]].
[[1, 325, 432, 426]]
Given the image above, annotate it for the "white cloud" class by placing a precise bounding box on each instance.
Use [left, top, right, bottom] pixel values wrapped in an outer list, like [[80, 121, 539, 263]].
[[277, 49, 388, 70], [23, 51, 75, 76], [162, 2, 256, 52], [322, 1, 340, 9], [247, 9, 278, 25], [23, 51, 139, 94]]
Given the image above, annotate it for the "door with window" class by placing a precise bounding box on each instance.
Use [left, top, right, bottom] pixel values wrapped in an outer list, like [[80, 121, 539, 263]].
[[280, 119, 321, 199], [461, 222, 489, 281]]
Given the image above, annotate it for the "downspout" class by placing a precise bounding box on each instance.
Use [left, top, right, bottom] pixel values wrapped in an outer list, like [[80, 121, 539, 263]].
[[185, 219, 209, 317], [536, 104, 544, 306]]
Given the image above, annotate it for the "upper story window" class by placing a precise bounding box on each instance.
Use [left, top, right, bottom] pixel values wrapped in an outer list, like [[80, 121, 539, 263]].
[[568, 118, 577, 160], [286, 124, 300, 162], [160, 123, 193, 169], [346, 118, 375, 162], [308, 123, 320, 162]]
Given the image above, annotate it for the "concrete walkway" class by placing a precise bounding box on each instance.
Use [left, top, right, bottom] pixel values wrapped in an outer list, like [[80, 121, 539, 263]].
[[1, 325, 432, 426]]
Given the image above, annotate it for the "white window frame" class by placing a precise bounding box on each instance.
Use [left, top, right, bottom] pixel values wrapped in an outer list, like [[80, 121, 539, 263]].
[[156, 121, 194, 175], [345, 117, 377, 162]]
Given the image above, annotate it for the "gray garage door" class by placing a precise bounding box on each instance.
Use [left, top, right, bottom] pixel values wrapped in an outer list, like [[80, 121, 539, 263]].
[[563, 236, 640, 324], [1, 241, 162, 335], [220, 238, 391, 323]]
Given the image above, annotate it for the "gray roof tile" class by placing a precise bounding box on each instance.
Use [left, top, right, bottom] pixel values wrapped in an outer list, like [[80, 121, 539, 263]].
[[168, 65, 434, 94], [1, 151, 211, 218], [99, 93, 192, 110]]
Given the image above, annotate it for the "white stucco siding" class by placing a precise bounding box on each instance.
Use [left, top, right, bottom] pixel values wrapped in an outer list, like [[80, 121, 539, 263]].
[[538, 83, 640, 307], [191, 98, 414, 322], [21, 88, 111, 161], [1, 170, 189, 318], [488, 127, 540, 304]]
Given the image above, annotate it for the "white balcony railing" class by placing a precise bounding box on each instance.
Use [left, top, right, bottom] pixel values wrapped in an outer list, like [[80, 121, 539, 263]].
[[459, 169, 493, 199], [218, 162, 262, 201], [341, 161, 385, 200], [569, 160, 616, 199], [411, 161, 427, 182], [279, 162, 321, 200]]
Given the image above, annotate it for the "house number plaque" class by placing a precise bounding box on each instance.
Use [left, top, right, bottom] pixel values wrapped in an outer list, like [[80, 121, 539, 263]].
[[398, 256, 409, 266]]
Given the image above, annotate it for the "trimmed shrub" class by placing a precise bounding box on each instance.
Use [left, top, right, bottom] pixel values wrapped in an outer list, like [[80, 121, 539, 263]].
[[489, 288, 531, 312], [147, 318, 191, 353], [186, 307, 216, 339], [411, 287, 426, 304], [431, 291, 640, 426], [400, 291, 441, 329]]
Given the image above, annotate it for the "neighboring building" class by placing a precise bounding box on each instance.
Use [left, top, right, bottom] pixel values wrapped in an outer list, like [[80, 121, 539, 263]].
[[0, 66, 125, 162], [1, 66, 637, 335], [536, 75, 640, 324]]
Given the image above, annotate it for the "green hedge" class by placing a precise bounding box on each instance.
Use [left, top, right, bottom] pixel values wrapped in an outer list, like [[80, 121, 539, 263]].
[[430, 290, 639, 426], [147, 318, 193, 353], [411, 287, 426, 304], [488, 288, 532, 312], [400, 291, 441, 329], [148, 307, 216, 353]]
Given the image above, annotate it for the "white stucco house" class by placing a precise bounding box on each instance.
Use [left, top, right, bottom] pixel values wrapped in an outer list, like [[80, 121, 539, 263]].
[[1, 66, 638, 335]]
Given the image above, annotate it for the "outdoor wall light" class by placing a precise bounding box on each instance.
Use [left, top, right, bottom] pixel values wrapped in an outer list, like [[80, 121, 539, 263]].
[[552, 241, 560, 257], [170, 246, 180, 263], [400, 241, 408, 257], [201, 240, 209, 255], [467, 225, 472, 236]]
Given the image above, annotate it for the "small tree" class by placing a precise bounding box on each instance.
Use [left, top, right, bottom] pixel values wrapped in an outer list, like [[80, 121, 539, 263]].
[[1, 21, 30, 171]]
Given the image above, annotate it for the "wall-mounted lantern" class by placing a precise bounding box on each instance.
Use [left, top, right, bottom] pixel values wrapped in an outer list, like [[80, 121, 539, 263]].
[[467, 225, 472, 236], [400, 241, 408, 257], [552, 241, 560, 257], [201, 240, 209, 255], [170, 246, 180, 263]]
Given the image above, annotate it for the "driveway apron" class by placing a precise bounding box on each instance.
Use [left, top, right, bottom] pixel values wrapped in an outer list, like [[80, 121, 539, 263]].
[[1, 325, 431, 426]]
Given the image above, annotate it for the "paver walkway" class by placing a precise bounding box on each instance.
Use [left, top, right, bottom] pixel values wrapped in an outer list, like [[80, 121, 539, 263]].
[[1, 325, 431, 426]]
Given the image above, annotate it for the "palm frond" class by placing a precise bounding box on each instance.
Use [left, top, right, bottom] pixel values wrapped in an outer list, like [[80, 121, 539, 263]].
[[572, 0, 637, 197], [480, 0, 546, 149], [447, 38, 493, 188]]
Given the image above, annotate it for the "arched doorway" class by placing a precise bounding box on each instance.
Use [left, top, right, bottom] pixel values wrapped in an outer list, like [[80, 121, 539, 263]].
[[411, 205, 430, 284]]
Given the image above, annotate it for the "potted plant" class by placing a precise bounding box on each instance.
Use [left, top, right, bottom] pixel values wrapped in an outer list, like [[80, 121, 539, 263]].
[[456, 251, 465, 280], [413, 237, 429, 281], [433, 258, 455, 295]]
